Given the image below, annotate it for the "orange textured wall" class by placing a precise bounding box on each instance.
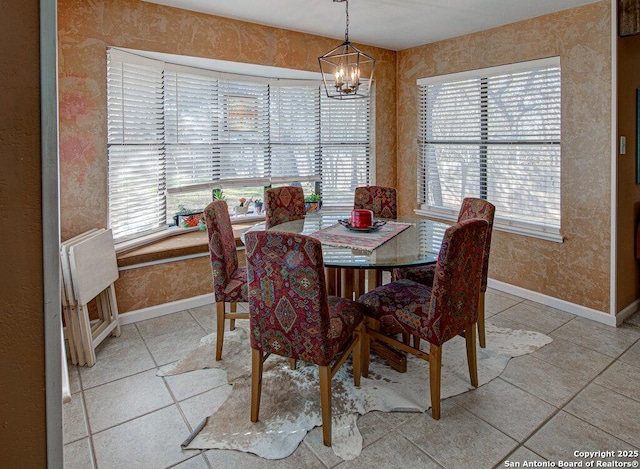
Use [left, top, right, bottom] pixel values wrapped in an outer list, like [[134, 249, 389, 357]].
[[57, 0, 397, 240], [0, 0, 47, 466], [397, 1, 612, 313], [115, 257, 211, 312]]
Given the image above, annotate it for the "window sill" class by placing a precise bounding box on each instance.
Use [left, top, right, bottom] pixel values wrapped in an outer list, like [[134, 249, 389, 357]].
[[413, 208, 564, 243], [116, 221, 259, 268], [115, 214, 265, 253]]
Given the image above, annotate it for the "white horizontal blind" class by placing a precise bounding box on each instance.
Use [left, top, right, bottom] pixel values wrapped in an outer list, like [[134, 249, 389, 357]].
[[218, 79, 270, 187], [321, 95, 371, 208], [269, 85, 321, 184], [165, 70, 219, 193], [107, 52, 166, 239], [417, 58, 561, 238], [107, 48, 373, 239]]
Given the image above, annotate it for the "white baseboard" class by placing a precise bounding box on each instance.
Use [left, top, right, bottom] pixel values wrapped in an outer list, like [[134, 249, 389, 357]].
[[119, 293, 216, 325], [488, 279, 618, 327], [614, 298, 640, 326], [118, 280, 637, 329]]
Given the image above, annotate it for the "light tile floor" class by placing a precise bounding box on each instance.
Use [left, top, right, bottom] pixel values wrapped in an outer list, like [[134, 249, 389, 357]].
[[63, 289, 640, 469]]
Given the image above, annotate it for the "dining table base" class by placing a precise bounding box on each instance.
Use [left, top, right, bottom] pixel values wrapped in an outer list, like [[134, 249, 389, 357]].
[[326, 267, 409, 373], [336, 269, 408, 374], [370, 341, 408, 373]]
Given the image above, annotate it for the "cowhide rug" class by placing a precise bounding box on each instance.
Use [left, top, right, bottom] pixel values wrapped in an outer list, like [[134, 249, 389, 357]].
[[157, 324, 551, 460]]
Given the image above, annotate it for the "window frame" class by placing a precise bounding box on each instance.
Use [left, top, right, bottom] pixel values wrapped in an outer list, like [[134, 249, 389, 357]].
[[415, 57, 563, 243]]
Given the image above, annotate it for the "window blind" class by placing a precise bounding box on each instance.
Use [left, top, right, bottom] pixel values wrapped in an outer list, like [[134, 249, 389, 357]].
[[269, 85, 321, 184], [417, 58, 561, 239], [217, 79, 270, 188], [107, 52, 166, 239], [165, 70, 219, 193], [320, 96, 371, 208], [107, 48, 372, 239]]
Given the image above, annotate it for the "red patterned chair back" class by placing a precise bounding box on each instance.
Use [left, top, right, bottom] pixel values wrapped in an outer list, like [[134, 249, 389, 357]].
[[245, 231, 341, 365], [424, 218, 489, 345], [354, 186, 398, 219], [457, 198, 495, 292], [264, 186, 306, 229], [204, 200, 238, 298]]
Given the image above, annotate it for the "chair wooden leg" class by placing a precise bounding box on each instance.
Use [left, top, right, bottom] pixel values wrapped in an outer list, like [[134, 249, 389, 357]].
[[229, 302, 237, 330], [362, 318, 375, 377], [465, 325, 479, 388], [478, 291, 486, 348], [352, 323, 363, 387], [251, 349, 264, 422], [289, 358, 296, 370], [216, 301, 225, 361], [429, 343, 442, 420], [413, 335, 421, 350], [318, 365, 332, 447], [402, 332, 410, 345]]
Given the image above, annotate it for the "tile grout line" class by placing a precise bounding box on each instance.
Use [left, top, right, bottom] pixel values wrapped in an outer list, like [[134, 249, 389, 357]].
[[76, 366, 99, 469], [156, 308, 217, 469], [456, 316, 589, 467], [499, 329, 640, 464], [68, 303, 640, 468]]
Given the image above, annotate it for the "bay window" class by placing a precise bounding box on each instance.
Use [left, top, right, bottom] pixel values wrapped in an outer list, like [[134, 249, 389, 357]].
[[107, 49, 372, 240]]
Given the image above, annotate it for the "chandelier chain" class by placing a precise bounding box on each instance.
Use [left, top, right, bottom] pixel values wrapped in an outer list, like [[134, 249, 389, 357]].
[[344, 0, 349, 42]]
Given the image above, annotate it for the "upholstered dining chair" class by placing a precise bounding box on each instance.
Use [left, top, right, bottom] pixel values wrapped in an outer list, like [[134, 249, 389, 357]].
[[393, 197, 495, 348], [353, 185, 398, 219], [264, 186, 306, 229], [359, 218, 489, 420], [244, 230, 365, 447], [353, 185, 399, 292], [204, 200, 249, 361]]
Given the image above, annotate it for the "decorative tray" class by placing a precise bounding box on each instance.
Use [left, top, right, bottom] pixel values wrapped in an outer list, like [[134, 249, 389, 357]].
[[338, 219, 386, 233]]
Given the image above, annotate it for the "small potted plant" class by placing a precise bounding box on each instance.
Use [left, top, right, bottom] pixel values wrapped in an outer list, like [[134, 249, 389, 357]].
[[234, 197, 251, 216], [304, 194, 322, 213], [212, 188, 225, 201], [174, 205, 204, 228], [253, 198, 263, 214]]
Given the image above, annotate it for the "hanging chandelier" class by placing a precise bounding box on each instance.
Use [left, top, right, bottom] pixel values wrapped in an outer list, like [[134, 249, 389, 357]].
[[318, 0, 376, 99]]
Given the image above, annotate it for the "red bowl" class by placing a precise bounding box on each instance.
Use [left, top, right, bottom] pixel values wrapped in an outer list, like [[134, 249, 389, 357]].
[[351, 209, 374, 228]]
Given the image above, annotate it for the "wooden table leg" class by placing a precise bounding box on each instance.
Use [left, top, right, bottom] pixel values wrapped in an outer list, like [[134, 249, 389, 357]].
[[326, 267, 340, 296], [355, 270, 365, 299], [341, 268, 354, 300], [367, 269, 382, 292]]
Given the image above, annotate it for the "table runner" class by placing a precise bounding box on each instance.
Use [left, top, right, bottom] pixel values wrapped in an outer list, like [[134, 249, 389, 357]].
[[309, 221, 412, 252]]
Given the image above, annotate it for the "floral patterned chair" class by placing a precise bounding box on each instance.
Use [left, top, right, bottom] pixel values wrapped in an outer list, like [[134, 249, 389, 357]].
[[353, 185, 398, 219], [393, 197, 495, 348], [204, 200, 249, 361], [244, 230, 365, 447], [358, 218, 489, 419], [353, 185, 399, 290], [264, 186, 306, 229]]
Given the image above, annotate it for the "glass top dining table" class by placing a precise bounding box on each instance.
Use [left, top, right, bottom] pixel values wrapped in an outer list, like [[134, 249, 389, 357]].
[[243, 212, 449, 270]]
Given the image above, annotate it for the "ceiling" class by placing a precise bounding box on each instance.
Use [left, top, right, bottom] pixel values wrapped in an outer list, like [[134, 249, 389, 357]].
[[144, 0, 602, 51]]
